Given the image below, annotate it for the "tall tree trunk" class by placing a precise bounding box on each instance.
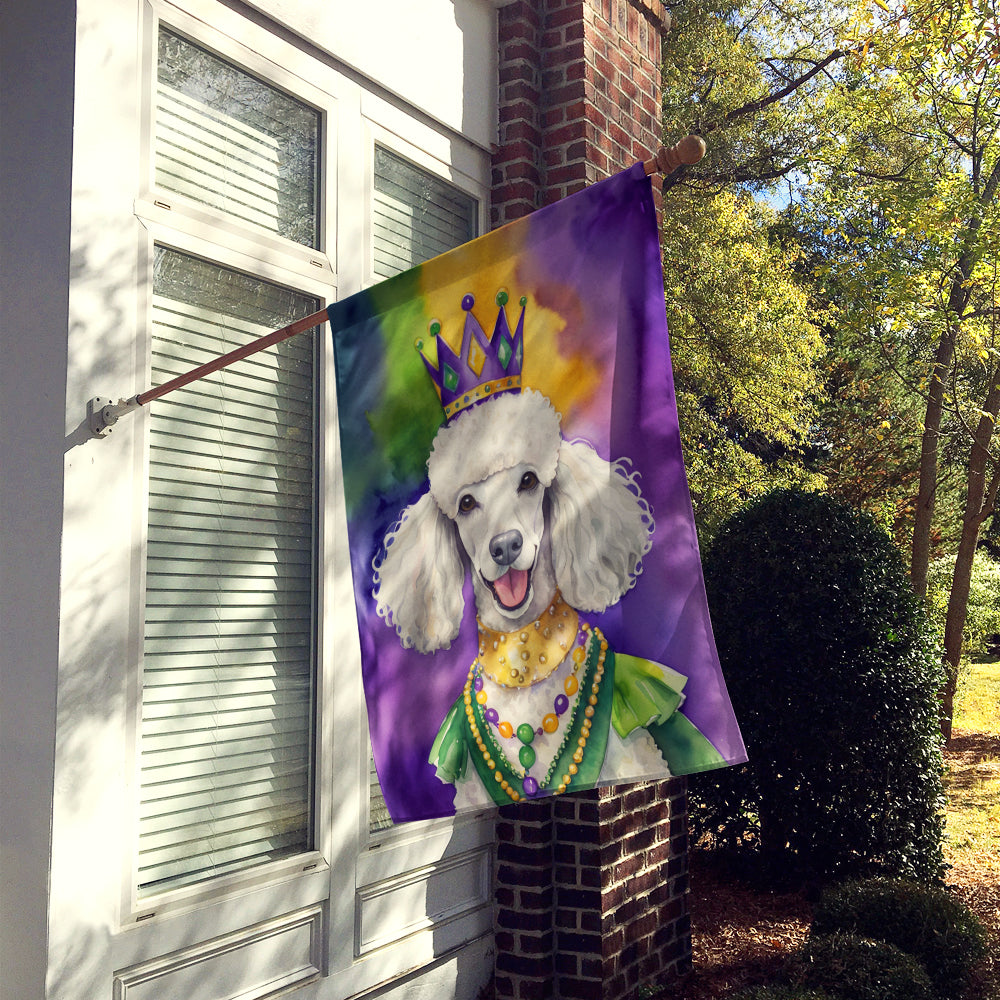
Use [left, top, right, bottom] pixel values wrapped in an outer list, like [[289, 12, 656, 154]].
[[910, 159, 1000, 597], [940, 376, 1000, 741], [910, 329, 956, 598]]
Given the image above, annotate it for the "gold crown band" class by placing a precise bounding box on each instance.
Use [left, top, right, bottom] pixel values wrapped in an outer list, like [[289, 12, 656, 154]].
[[443, 375, 522, 420]]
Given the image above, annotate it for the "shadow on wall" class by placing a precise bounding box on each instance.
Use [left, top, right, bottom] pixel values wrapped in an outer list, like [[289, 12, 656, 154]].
[[45, 206, 152, 998]]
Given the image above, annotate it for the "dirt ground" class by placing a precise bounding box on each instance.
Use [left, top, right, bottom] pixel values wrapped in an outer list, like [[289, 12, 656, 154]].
[[674, 733, 1000, 1000], [676, 849, 815, 999]]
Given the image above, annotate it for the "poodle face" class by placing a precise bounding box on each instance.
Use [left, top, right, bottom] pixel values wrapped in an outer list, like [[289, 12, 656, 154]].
[[452, 462, 556, 632], [373, 389, 653, 653]]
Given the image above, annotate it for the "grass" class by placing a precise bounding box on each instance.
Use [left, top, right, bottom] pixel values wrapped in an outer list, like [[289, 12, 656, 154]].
[[945, 660, 1000, 867], [941, 658, 1000, 1000], [955, 658, 1000, 734]]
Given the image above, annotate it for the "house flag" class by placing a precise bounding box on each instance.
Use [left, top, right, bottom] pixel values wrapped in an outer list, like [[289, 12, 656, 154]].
[[330, 162, 746, 823]]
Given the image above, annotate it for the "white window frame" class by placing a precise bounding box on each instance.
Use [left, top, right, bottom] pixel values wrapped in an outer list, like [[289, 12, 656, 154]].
[[323, 91, 496, 999], [111, 0, 495, 992], [123, 0, 338, 929], [122, 223, 336, 926]]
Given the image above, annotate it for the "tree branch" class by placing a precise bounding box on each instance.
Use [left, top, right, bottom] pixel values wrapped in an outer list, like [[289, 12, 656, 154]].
[[700, 49, 848, 134]]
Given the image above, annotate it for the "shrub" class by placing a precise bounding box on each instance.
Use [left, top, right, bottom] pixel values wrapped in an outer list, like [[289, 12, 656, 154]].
[[811, 878, 988, 999], [791, 933, 934, 1000], [694, 489, 946, 882]]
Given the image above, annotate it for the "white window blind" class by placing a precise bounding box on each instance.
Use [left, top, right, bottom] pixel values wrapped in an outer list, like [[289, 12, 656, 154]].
[[368, 147, 478, 832], [372, 146, 477, 281], [138, 248, 319, 896], [156, 27, 320, 248]]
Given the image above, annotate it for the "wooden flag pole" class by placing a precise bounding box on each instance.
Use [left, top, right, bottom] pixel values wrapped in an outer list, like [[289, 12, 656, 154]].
[[88, 136, 705, 437], [87, 306, 330, 437], [136, 306, 330, 406], [643, 134, 706, 176]]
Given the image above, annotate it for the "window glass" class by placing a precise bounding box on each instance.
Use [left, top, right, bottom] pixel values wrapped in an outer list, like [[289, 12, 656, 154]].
[[372, 146, 477, 279], [368, 147, 478, 832], [138, 246, 318, 895], [156, 27, 320, 248]]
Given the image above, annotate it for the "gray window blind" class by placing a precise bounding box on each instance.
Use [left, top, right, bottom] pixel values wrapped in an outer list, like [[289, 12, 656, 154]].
[[138, 249, 319, 895], [156, 27, 320, 248], [368, 148, 478, 832]]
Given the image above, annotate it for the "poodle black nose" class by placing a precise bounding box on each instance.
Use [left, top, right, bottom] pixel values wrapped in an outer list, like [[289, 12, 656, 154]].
[[490, 529, 523, 566]]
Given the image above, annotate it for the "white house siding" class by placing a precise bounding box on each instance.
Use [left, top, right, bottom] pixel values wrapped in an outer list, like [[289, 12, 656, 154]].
[[242, 0, 498, 153], [0, 1, 499, 998], [0, 0, 76, 996]]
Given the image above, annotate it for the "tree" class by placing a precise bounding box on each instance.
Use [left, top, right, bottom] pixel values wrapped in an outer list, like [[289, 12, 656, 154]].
[[659, 1, 847, 538], [781, 205, 968, 550], [662, 189, 825, 538], [799, 0, 1000, 736], [661, 0, 854, 195]]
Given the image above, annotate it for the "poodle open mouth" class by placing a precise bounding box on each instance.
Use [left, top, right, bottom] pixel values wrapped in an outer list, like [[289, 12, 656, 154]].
[[483, 565, 533, 612]]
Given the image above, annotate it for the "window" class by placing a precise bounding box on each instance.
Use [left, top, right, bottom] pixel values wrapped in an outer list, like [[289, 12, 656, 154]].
[[367, 146, 478, 833], [139, 248, 318, 895], [155, 28, 320, 247], [117, 6, 493, 992], [136, 26, 323, 898], [372, 145, 477, 280]]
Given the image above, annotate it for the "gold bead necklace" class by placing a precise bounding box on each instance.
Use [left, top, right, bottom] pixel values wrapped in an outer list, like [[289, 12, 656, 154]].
[[476, 591, 579, 687]]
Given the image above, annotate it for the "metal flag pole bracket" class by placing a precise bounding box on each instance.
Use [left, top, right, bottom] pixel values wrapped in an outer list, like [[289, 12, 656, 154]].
[[88, 395, 142, 438]]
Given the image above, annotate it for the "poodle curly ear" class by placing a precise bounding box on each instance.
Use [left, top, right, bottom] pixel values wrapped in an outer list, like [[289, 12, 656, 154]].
[[548, 439, 654, 612], [373, 493, 466, 653]]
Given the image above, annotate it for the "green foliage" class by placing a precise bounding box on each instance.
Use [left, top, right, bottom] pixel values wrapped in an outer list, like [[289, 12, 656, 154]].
[[794, 0, 1000, 587], [658, 1, 843, 541], [811, 878, 988, 1000], [659, 0, 1000, 744], [926, 551, 1000, 658], [661, 0, 852, 193], [694, 489, 946, 882], [791, 933, 934, 1000], [778, 207, 935, 550], [814, 346, 925, 548], [664, 188, 826, 541]]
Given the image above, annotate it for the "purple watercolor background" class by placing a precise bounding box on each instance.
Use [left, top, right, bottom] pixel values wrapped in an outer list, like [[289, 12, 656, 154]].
[[333, 164, 746, 823]]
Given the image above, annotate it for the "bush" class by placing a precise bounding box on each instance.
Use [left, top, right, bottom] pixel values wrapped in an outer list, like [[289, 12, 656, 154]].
[[694, 489, 946, 882], [811, 878, 988, 999], [791, 933, 934, 1000]]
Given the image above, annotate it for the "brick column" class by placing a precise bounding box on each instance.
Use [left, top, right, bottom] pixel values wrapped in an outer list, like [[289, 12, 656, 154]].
[[495, 802, 555, 1000], [491, 4, 691, 999], [492, 0, 668, 228], [551, 783, 691, 998], [493, 1, 544, 225]]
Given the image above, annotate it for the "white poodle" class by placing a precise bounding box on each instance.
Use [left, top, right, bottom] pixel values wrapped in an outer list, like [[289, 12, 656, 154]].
[[373, 388, 718, 809]]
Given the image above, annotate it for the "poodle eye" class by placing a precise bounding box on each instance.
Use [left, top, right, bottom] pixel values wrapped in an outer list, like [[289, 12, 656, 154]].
[[518, 471, 539, 493], [458, 494, 478, 514]]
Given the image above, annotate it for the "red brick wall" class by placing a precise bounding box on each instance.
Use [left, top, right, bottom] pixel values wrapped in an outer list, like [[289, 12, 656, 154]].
[[491, 4, 690, 998], [493, 782, 691, 1000], [553, 784, 691, 997], [492, 0, 667, 227]]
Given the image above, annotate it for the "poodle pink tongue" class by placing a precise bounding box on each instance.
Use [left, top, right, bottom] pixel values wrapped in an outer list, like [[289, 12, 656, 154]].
[[494, 567, 529, 608]]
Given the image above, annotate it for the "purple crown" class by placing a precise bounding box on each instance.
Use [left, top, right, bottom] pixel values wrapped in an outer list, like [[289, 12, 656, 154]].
[[419, 291, 525, 422]]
